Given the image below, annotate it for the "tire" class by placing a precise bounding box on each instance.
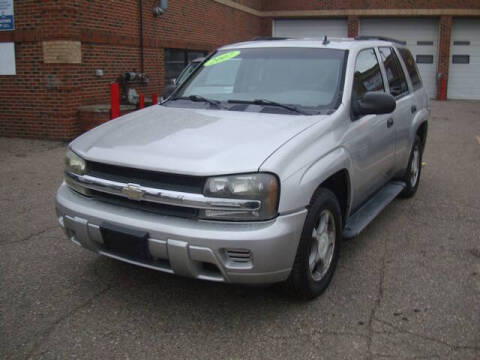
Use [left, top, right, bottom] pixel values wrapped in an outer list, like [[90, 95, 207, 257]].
[[286, 188, 342, 300], [399, 135, 423, 198]]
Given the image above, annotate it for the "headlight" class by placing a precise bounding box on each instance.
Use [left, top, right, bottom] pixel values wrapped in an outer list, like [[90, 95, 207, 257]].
[[64, 150, 90, 196], [65, 149, 86, 175], [201, 173, 279, 221]]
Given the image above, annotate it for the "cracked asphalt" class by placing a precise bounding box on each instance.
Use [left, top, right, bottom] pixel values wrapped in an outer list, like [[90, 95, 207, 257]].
[[1, 101, 479, 359]]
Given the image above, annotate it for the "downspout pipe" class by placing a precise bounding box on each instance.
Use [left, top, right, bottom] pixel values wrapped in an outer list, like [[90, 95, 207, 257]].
[[139, 0, 145, 74]]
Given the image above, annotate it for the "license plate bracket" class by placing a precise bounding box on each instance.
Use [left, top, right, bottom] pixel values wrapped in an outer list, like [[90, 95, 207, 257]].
[[100, 223, 151, 262]]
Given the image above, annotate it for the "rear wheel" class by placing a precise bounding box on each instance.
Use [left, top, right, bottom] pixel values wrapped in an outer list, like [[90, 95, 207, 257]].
[[399, 135, 422, 198], [286, 188, 342, 300]]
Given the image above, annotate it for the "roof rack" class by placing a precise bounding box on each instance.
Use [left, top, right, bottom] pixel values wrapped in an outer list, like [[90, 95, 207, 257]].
[[251, 36, 290, 41], [355, 36, 407, 45]]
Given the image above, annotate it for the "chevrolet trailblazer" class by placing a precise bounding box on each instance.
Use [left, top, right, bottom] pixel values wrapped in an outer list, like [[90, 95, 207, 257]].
[[56, 36, 429, 299]]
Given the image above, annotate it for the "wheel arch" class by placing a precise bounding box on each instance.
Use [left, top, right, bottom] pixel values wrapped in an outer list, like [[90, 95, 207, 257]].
[[311, 169, 351, 225], [416, 120, 428, 151]]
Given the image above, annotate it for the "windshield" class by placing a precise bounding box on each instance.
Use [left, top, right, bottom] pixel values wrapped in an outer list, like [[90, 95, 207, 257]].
[[172, 47, 346, 111]]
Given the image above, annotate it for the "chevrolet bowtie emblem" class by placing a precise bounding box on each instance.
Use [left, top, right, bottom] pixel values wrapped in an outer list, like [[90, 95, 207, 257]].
[[122, 184, 145, 201]]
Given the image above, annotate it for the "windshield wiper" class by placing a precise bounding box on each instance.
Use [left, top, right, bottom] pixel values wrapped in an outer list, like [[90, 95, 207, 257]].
[[172, 95, 223, 109], [227, 99, 308, 115]]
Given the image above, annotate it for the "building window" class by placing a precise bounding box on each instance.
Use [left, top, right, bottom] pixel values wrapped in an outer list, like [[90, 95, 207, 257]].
[[417, 41, 433, 46], [416, 55, 434, 64], [164, 49, 208, 83], [453, 41, 470, 46], [452, 55, 470, 64]]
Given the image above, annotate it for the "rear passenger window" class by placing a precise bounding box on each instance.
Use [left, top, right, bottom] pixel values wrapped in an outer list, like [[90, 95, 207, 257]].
[[352, 48, 385, 101], [379, 47, 409, 97], [399, 48, 422, 90]]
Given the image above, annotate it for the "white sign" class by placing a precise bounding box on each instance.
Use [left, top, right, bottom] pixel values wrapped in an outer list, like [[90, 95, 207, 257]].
[[0, 0, 14, 31], [0, 42, 16, 75]]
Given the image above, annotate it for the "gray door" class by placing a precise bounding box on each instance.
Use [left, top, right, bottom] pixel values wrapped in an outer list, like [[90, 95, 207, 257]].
[[377, 46, 417, 173], [345, 48, 396, 209]]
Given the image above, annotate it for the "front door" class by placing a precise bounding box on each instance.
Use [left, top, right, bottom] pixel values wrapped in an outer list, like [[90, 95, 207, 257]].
[[345, 48, 396, 209]]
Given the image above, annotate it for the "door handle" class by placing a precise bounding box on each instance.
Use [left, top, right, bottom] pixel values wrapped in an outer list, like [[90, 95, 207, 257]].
[[387, 118, 394, 128], [411, 105, 417, 114]]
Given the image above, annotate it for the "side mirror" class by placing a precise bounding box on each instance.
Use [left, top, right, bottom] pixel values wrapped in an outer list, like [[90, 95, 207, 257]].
[[352, 91, 396, 117], [162, 84, 177, 99]]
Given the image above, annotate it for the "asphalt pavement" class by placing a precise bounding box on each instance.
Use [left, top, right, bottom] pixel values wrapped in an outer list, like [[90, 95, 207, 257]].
[[0, 100, 479, 359]]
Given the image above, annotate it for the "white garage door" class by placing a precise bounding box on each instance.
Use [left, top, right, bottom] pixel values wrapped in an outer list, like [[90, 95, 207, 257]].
[[448, 19, 480, 100], [273, 19, 348, 38], [360, 18, 439, 98]]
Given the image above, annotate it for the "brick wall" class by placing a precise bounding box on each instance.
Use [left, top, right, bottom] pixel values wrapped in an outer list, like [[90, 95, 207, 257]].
[[0, 0, 266, 140], [263, 0, 480, 11], [1, 0, 479, 140], [437, 16, 453, 100]]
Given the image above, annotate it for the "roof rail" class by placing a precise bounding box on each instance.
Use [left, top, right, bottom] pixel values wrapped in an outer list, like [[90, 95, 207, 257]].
[[251, 36, 290, 41], [355, 35, 407, 45]]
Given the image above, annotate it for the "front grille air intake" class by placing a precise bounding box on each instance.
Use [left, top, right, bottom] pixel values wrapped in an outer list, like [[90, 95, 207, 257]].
[[224, 248, 252, 264]]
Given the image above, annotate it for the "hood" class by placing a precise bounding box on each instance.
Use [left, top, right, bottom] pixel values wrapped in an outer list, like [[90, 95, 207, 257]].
[[71, 105, 324, 176]]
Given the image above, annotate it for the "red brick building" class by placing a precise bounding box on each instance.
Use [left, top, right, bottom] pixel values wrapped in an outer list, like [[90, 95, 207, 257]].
[[0, 0, 479, 140]]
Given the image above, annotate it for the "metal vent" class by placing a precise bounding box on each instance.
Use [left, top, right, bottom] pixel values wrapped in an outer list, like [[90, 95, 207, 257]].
[[224, 249, 252, 264]]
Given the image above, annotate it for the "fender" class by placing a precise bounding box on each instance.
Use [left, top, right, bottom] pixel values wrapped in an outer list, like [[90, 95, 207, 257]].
[[276, 147, 352, 214], [410, 107, 429, 145]]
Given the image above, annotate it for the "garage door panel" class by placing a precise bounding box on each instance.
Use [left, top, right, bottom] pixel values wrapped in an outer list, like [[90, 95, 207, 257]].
[[448, 19, 480, 100], [360, 18, 439, 98], [274, 19, 348, 38]]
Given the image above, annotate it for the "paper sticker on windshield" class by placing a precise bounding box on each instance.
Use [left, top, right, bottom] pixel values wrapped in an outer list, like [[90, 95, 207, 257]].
[[204, 51, 240, 67]]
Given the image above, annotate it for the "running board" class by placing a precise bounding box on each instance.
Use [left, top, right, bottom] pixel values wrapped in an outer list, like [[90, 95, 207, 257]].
[[343, 181, 406, 239]]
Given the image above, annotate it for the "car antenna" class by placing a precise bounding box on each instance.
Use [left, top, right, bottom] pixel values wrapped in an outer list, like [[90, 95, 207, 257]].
[[323, 35, 329, 45]]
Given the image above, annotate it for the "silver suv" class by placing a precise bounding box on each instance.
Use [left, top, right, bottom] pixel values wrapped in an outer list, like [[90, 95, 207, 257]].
[[56, 37, 429, 299]]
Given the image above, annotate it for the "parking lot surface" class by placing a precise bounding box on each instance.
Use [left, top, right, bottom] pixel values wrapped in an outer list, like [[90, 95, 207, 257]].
[[1, 101, 479, 359]]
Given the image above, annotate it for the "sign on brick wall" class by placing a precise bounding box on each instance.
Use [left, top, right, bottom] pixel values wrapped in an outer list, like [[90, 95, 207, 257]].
[[43, 41, 82, 64], [0, 0, 14, 31]]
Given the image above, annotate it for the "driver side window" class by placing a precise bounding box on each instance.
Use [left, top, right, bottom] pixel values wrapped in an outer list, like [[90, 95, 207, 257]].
[[352, 48, 385, 101]]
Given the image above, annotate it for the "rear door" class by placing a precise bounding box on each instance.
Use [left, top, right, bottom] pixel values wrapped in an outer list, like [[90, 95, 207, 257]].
[[377, 46, 417, 175]]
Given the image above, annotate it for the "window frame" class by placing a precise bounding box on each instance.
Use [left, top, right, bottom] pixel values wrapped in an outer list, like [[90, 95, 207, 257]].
[[351, 47, 386, 99], [171, 47, 349, 112], [452, 54, 470, 64], [164, 48, 208, 83], [377, 46, 411, 99], [350, 47, 386, 120], [416, 54, 434, 64]]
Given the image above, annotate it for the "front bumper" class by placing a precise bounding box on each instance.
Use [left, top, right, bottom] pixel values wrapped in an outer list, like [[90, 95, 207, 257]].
[[56, 183, 307, 284]]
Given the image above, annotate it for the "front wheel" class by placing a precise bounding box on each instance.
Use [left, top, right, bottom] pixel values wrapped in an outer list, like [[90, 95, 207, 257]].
[[286, 188, 342, 300], [399, 135, 422, 198]]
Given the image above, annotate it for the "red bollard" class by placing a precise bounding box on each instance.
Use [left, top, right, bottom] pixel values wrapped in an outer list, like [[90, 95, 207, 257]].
[[110, 83, 120, 119], [152, 93, 158, 105], [440, 77, 447, 101], [139, 94, 145, 109]]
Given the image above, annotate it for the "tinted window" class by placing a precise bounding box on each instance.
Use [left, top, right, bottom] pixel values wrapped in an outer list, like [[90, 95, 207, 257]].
[[352, 48, 385, 101], [379, 47, 409, 97], [452, 55, 470, 64], [416, 55, 434, 64], [175, 48, 346, 109], [399, 48, 422, 90]]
